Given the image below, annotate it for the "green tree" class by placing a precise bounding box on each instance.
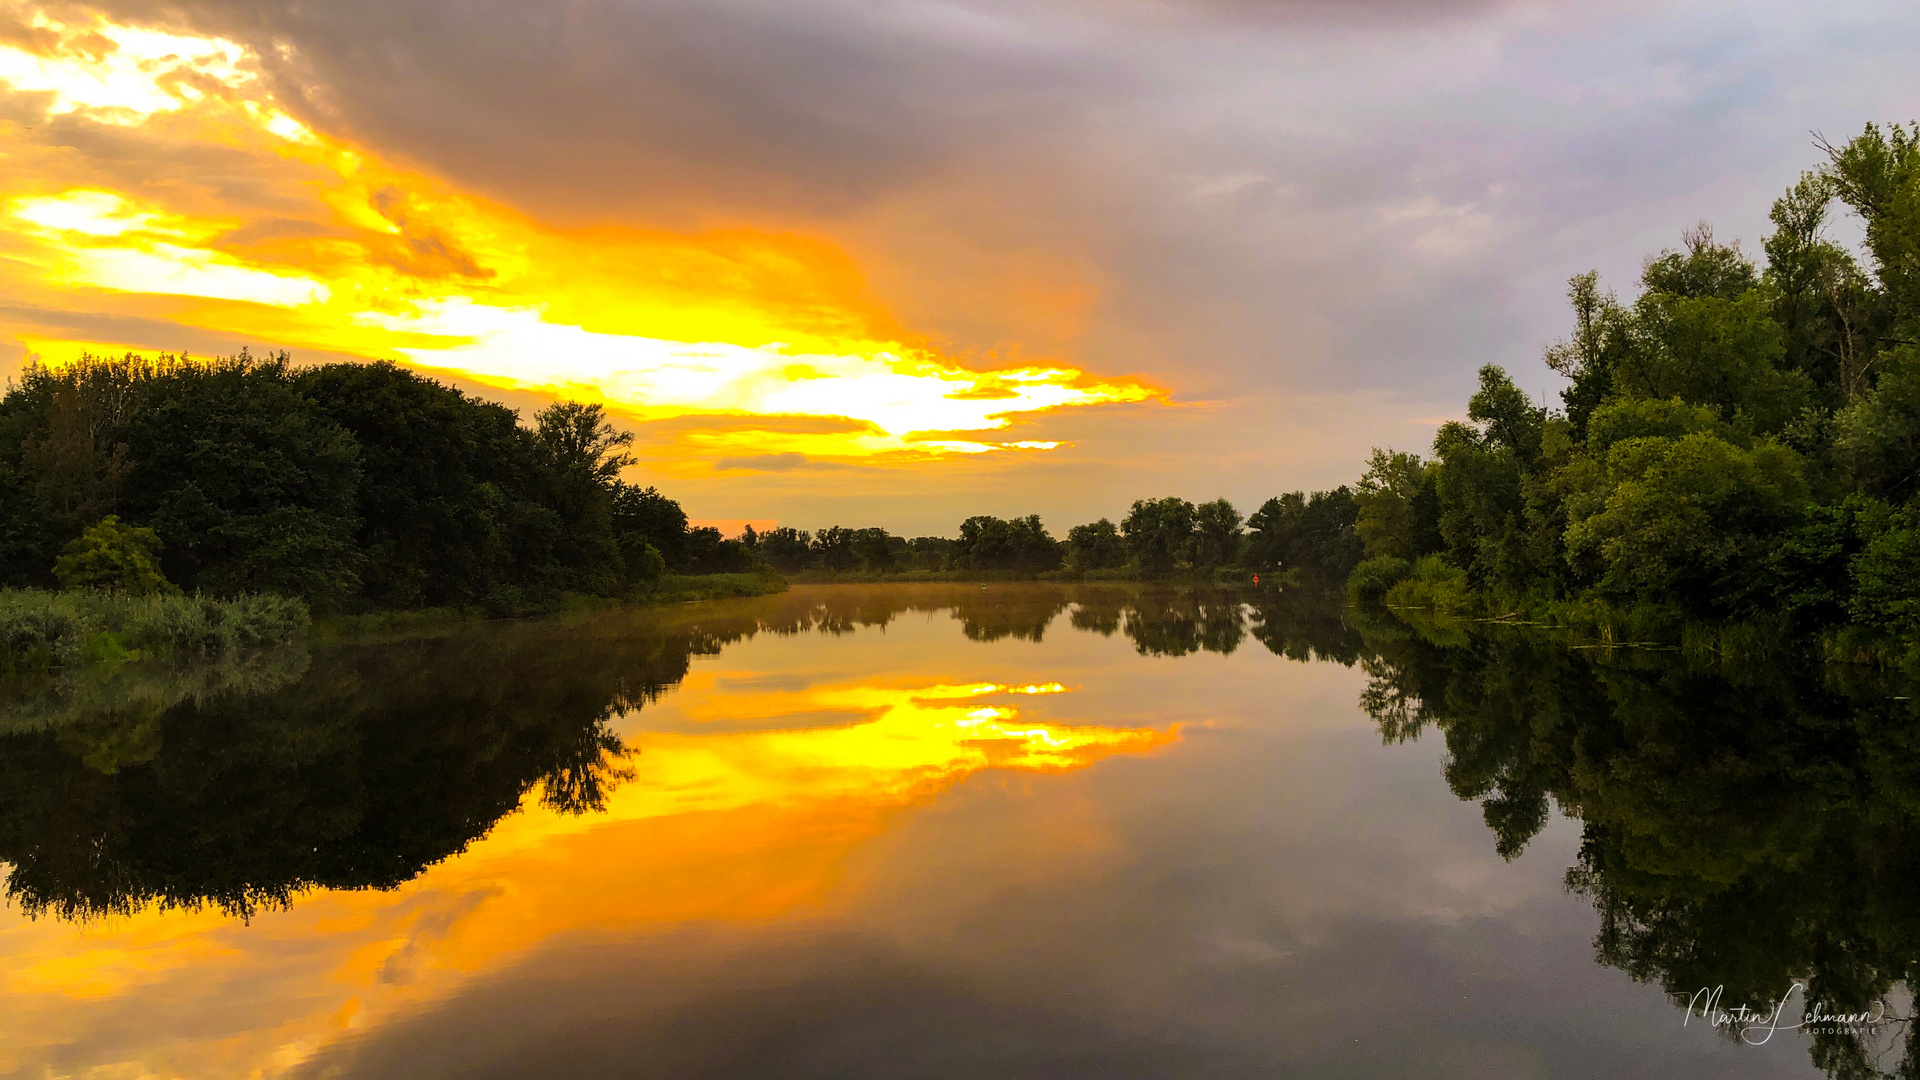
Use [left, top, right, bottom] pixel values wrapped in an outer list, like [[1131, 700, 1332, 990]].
[[1121, 497, 1196, 574], [957, 515, 1060, 572], [610, 483, 689, 569], [53, 516, 172, 595], [1562, 426, 1808, 615], [1763, 174, 1880, 403], [811, 526, 860, 571], [1431, 366, 1549, 594], [296, 361, 550, 608], [1353, 450, 1440, 561], [1191, 498, 1243, 567], [532, 401, 633, 593], [1835, 346, 1920, 503], [120, 352, 362, 605], [1066, 518, 1127, 570], [1545, 272, 1636, 439], [1849, 504, 1920, 636], [1823, 122, 1920, 329], [1246, 489, 1363, 577], [756, 527, 813, 571]]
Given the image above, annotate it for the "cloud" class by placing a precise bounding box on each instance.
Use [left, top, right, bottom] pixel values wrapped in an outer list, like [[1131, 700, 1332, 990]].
[[713, 452, 848, 472], [3, 0, 1916, 529], [0, 1, 1160, 470]]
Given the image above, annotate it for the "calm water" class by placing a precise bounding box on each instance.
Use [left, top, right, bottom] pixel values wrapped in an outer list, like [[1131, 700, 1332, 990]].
[[2, 583, 1913, 1078]]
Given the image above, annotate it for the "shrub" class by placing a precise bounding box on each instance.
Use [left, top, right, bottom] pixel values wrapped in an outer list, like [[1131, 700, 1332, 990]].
[[54, 516, 173, 595], [1851, 510, 1920, 636], [1384, 555, 1474, 615], [1347, 555, 1412, 603]]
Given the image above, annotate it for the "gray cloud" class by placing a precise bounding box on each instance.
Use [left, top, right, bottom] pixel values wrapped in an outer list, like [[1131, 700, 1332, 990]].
[[712, 452, 853, 472], [55, 0, 1920, 527]]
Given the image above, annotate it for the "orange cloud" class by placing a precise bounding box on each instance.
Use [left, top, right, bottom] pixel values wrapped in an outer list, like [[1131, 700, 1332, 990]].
[[0, 2, 1160, 464]]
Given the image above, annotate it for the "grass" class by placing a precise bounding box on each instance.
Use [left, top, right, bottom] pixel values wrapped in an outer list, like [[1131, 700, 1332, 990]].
[[0, 589, 309, 677], [312, 572, 789, 642]]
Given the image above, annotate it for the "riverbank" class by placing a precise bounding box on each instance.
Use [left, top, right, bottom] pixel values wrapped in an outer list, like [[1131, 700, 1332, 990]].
[[312, 572, 789, 642], [783, 566, 1275, 586], [0, 589, 309, 676]]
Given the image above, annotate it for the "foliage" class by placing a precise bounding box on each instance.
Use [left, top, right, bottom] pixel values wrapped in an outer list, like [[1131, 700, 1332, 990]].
[[1381, 554, 1473, 615], [955, 514, 1062, 572], [54, 516, 172, 596], [1338, 126, 1920, 646], [1850, 505, 1920, 636], [1066, 518, 1128, 571], [0, 353, 738, 613], [0, 588, 307, 674], [1122, 497, 1197, 574], [1346, 555, 1411, 603], [1563, 430, 1807, 615], [1191, 498, 1244, 567], [1354, 450, 1440, 561], [1245, 487, 1362, 578]]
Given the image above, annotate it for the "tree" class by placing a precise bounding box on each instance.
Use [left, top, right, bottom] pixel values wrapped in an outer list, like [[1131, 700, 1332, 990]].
[[851, 527, 896, 572], [120, 352, 362, 605], [1545, 272, 1635, 439], [1763, 174, 1880, 402], [1431, 366, 1550, 593], [53, 516, 172, 595], [610, 483, 690, 569], [1353, 450, 1439, 561], [1122, 497, 1196, 574], [533, 401, 635, 485], [1849, 504, 1920, 636], [956, 515, 1061, 572], [1191, 498, 1243, 567], [904, 536, 953, 571], [681, 526, 755, 574], [1562, 428, 1808, 615], [811, 526, 860, 571], [1066, 519, 1127, 570], [1822, 122, 1920, 329], [756, 527, 812, 571], [957, 515, 1014, 570], [1246, 488, 1362, 577], [297, 361, 549, 608]]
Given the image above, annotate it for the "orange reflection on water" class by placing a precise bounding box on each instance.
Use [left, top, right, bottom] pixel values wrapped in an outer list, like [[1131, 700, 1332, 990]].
[[0, 674, 1173, 1078]]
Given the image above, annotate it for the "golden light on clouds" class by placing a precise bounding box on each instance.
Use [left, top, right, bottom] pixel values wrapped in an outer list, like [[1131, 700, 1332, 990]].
[[0, 2, 1158, 466], [0, 673, 1174, 1077]]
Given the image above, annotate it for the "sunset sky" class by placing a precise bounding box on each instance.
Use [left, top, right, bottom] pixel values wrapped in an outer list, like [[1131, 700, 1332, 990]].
[[0, 0, 1914, 533]]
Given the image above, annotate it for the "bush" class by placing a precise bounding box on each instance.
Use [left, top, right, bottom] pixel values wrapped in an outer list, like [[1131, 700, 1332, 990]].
[[54, 516, 172, 595], [1851, 510, 1920, 636], [1384, 555, 1474, 615], [1347, 555, 1412, 603]]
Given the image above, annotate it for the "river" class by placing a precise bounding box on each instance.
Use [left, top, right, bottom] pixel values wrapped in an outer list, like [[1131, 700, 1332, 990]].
[[1, 583, 1908, 1078]]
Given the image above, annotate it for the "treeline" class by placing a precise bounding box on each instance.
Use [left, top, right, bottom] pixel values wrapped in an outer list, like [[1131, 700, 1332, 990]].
[[746, 492, 1364, 579], [1287, 123, 1920, 652], [0, 350, 1376, 613], [0, 353, 755, 613]]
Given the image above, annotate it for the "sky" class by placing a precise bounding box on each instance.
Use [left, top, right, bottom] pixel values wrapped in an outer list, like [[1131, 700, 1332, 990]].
[[0, 0, 1914, 534]]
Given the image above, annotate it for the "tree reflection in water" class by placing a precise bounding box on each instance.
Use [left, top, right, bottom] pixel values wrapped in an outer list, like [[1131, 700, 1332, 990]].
[[5, 582, 1917, 1078], [1354, 610, 1920, 1080]]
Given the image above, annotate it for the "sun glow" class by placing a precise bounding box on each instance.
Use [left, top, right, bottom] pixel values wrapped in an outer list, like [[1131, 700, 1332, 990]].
[[0, 2, 1157, 466]]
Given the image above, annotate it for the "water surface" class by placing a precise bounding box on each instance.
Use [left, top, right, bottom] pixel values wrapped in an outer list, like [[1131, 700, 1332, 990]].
[[2, 584, 1909, 1078]]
